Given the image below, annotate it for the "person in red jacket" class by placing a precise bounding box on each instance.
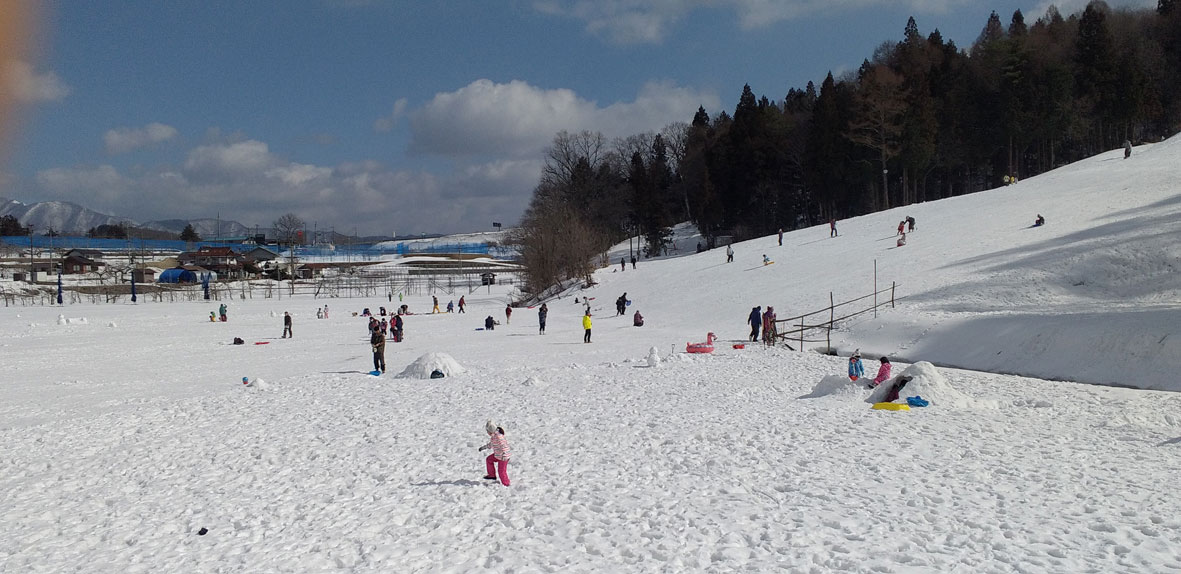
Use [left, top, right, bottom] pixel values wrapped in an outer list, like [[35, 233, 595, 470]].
[[505, 304, 512, 324]]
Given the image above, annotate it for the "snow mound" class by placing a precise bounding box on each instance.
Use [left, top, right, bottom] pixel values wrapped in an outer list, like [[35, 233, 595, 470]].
[[800, 374, 867, 399], [522, 376, 548, 388], [396, 352, 466, 379], [245, 377, 269, 390], [106, 321, 117, 328], [866, 362, 997, 408], [57, 314, 88, 325]]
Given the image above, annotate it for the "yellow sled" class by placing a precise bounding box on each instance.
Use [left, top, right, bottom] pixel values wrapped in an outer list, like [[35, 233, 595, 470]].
[[872, 402, 910, 411]]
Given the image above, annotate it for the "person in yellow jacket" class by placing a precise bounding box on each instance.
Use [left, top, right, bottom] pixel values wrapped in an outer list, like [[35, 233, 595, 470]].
[[582, 310, 592, 343]]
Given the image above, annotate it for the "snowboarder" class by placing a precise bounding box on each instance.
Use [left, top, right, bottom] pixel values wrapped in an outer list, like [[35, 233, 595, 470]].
[[868, 356, 892, 388], [630, 255, 636, 269], [1034, 214, 1045, 227], [485, 315, 495, 331], [219, 303, 227, 322], [370, 328, 386, 374], [458, 296, 465, 313], [505, 304, 512, 324], [633, 310, 644, 327], [282, 311, 292, 338], [538, 303, 548, 334], [726, 244, 734, 263], [830, 218, 838, 237], [778, 228, 783, 246], [1124, 139, 1132, 159], [762, 254, 772, 265], [479, 420, 511, 487], [848, 351, 864, 381], [748, 306, 762, 342], [582, 309, 592, 343], [906, 216, 915, 232], [432, 296, 440, 314]]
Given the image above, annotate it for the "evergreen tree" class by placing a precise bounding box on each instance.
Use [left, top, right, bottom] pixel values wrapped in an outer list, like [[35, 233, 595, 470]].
[[179, 223, 201, 242]]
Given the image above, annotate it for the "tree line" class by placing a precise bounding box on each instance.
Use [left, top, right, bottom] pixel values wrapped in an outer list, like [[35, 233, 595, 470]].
[[511, 1, 1180, 295]]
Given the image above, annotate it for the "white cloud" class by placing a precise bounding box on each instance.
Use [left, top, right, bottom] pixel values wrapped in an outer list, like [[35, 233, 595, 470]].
[[534, 0, 1160, 42], [103, 123, 179, 154], [26, 138, 540, 235], [409, 79, 719, 159], [374, 97, 409, 133], [5, 60, 70, 103], [183, 140, 277, 180]]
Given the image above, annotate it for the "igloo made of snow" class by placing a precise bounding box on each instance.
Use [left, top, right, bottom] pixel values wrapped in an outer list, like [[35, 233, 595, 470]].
[[866, 361, 996, 408], [396, 352, 467, 379]]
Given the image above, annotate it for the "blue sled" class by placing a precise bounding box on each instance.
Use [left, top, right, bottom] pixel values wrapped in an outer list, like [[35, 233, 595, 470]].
[[369, 370, 383, 376]]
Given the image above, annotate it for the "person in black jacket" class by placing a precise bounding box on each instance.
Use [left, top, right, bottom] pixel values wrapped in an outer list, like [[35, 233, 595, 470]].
[[485, 315, 495, 330], [748, 306, 762, 342], [538, 303, 548, 334], [282, 311, 292, 338]]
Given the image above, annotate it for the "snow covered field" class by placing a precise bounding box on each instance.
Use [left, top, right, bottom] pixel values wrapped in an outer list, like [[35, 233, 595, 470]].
[[2, 138, 1180, 572]]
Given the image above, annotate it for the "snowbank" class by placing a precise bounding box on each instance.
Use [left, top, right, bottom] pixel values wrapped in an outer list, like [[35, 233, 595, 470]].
[[395, 352, 466, 379], [866, 361, 998, 408], [799, 374, 867, 399]]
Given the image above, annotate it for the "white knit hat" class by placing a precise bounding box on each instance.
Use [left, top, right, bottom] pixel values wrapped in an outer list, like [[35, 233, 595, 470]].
[[485, 419, 497, 434]]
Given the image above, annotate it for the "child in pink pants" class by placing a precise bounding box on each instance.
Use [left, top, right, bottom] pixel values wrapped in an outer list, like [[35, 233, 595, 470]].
[[479, 420, 511, 486]]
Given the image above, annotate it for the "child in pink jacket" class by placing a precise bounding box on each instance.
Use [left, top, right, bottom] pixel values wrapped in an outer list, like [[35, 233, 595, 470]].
[[869, 356, 892, 388], [479, 420, 512, 486]]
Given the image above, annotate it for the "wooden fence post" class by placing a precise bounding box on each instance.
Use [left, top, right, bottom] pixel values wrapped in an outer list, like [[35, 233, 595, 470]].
[[828, 291, 834, 353], [799, 315, 804, 351]]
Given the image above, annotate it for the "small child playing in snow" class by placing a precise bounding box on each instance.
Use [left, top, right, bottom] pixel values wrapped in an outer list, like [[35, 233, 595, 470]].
[[848, 351, 865, 381], [479, 420, 512, 486], [868, 356, 891, 388]]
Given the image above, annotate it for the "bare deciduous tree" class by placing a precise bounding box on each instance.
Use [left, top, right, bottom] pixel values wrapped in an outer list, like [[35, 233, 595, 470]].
[[272, 213, 306, 246]]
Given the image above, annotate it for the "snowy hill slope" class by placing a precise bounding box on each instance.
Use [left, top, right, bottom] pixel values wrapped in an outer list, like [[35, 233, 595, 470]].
[[589, 137, 1181, 390]]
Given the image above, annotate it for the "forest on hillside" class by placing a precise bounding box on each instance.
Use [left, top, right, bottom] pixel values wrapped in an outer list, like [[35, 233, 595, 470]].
[[510, 1, 1181, 296]]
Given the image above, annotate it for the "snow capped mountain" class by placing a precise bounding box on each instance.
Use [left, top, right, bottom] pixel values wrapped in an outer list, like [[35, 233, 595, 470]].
[[0, 196, 252, 237], [138, 218, 254, 239], [0, 197, 128, 234]]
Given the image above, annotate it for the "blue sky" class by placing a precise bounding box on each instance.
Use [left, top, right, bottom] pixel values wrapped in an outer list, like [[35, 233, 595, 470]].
[[0, 0, 1154, 236]]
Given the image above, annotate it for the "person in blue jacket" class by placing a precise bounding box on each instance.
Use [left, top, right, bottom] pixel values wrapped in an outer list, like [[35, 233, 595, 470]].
[[848, 350, 865, 381], [748, 306, 762, 342]]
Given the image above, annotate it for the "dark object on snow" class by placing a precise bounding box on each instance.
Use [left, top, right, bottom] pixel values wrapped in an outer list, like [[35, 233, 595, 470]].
[[1034, 214, 1045, 227], [485, 316, 495, 330], [232, 337, 244, 345], [198, 527, 208, 536], [906, 396, 929, 407], [885, 376, 913, 402], [430, 369, 445, 379]]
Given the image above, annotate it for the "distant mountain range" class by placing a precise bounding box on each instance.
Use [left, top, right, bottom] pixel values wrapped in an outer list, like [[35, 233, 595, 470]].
[[0, 197, 407, 242], [0, 197, 255, 238]]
